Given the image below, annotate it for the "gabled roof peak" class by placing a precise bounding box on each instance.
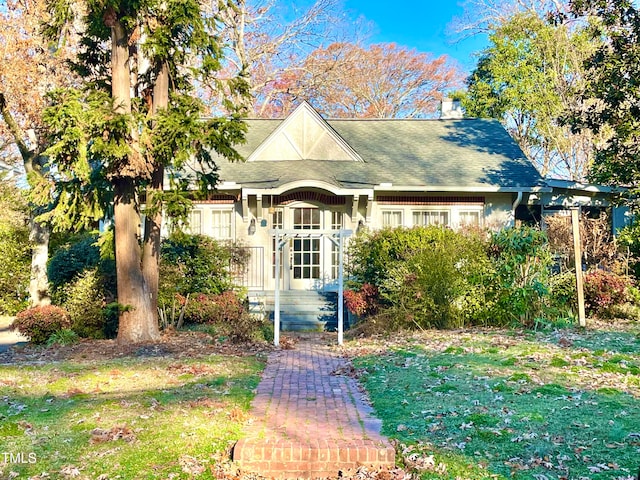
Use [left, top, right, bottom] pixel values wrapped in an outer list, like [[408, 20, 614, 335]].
[[247, 101, 363, 162]]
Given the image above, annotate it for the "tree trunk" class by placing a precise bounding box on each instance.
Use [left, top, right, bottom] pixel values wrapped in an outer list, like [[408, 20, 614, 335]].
[[109, 14, 159, 344], [114, 177, 159, 344], [142, 165, 164, 321], [142, 61, 169, 322], [0, 93, 51, 308], [28, 217, 51, 307]]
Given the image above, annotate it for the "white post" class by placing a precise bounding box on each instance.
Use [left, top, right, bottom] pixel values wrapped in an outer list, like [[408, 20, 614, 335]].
[[274, 231, 281, 347], [337, 230, 344, 345], [571, 208, 587, 327]]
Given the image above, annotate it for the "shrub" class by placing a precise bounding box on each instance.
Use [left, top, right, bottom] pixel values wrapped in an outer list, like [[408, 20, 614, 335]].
[[380, 227, 492, 329], [583, 270, 629, 316], [347, 226, 451, 288], [48, 234, 101, 289], [62, 269, 109, 338], [11, 305, 72, 344], [183, 294, 218, 324], [183, 291, 267, 343], [348, 226, 492, 329], [488, 226, 553, 327], [48, 232, 116, 306], [344, 283, 379, 317], [617, 219, 640, 278], [159, 233, 248, 312], [548, 270, 578, 312]]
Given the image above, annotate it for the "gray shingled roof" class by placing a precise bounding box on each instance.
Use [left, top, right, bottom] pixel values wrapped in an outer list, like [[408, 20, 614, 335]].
[[214, 117, 543, 191]]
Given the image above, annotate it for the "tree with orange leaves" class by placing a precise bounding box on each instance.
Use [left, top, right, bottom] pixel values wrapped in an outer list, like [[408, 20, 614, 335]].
[[0, 0, 79, 307], [270, 42, 465, 118]]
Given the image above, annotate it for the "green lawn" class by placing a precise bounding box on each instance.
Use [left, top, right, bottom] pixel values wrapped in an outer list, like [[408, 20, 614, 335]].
[[350, 325, 640, 480], [0, 348, 264, 479], [3, 324, 640, 480]]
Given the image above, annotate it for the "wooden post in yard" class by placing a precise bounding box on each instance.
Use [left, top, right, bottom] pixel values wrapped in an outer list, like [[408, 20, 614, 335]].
[[571, 208, 587, 327]]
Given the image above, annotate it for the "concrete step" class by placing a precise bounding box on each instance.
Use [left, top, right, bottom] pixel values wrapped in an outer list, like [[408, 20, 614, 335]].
[[253, 291, 341, 332], [271, 313, 339, 332]]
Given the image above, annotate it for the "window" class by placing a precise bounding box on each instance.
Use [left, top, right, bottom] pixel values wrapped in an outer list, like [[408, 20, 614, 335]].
[[331, 211, 343, 230], [211, 210, 233, 239], [382, 210, 403, 227], [293, 238, 320, 279], [272, 209, 283, 229], [293, 207, 320, 229], [189, 210, 202, 234], [459, 210, 482, 227], [331, 211, 344, 279], [292, 207, 321, 279], [271, 209, 284, 279], [413, 210, 449, 227]]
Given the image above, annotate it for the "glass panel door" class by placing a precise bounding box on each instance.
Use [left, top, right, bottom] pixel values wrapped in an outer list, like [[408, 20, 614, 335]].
[[290, 207, 321, 288]]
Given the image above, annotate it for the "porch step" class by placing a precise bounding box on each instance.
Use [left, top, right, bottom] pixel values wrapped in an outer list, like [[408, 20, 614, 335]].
[[234, 438, 395, 478], [262, 291, 341, 332]]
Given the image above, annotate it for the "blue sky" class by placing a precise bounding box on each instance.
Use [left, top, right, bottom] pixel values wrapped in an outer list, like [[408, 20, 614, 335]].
[[343, 1, 488, 72]]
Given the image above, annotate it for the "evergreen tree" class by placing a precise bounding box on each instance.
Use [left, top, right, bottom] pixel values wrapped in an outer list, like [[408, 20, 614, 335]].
[[41, 0, 248, 344]]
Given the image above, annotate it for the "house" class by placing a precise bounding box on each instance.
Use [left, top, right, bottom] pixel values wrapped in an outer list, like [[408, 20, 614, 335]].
[[176, 101, 558, 332], [519, 178, 628, 232]]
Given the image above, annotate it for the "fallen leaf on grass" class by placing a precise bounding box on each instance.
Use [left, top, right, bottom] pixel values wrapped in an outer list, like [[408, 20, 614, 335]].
[[179, 455, 206, 476], [63, 388, 85, 398], [90, 425, 136, 444], [59, 465, 81, 478], [167, 363, 216, 377], [228, 406, 248, 422]]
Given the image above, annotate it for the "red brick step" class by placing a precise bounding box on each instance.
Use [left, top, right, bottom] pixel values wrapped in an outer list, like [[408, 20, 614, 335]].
[[233, 438, 395, 478]]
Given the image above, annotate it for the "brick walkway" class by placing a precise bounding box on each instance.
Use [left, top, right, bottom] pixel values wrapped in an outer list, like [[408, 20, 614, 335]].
[[233, 334, 395, 478]]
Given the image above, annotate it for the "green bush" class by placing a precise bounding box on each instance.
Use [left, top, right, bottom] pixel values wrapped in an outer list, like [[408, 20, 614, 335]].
[[348, 226, 450, 288], [379, 227, 492, 329], [548, 270, 578, 312], [48, 234, 101, 289], [0, 178, 30, 314], [347, 225, 562, 330], [348, 226, 492, 329], [488, 226, 553, 327], [616, 220, 640, 278], [159, 233, 247, 309], [48, 232, 116, 307], [62, 269, 109, 338], [46, 328, 79, 346], [11, 305, 72, 344]]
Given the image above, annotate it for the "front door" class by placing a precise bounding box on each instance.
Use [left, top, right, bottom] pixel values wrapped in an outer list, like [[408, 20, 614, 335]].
[[290, 207, 321, 289]]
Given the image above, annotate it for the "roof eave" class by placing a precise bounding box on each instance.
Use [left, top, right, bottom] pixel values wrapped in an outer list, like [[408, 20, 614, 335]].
[[372, 185, 551, 193]]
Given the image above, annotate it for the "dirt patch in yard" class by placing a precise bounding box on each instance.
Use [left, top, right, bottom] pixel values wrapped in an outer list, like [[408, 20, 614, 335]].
[[0, 329, 274, 365]]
